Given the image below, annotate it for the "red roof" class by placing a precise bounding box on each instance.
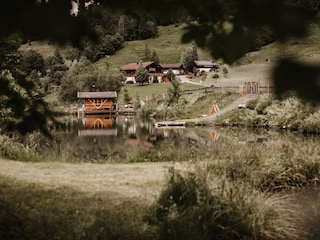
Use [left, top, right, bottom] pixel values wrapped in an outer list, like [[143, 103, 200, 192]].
[[121, 61, 154, 71]]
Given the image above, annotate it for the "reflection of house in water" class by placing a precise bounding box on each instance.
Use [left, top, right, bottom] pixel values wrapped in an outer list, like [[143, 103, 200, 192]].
[[78, 116, 117, 136]]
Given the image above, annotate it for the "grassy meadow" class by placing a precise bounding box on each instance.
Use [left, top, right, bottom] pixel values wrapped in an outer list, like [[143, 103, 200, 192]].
[[4, 22, 320, 239]]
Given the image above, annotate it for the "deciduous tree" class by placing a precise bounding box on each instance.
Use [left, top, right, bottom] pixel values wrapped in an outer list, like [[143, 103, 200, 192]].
[[180, 45, 198, 73]]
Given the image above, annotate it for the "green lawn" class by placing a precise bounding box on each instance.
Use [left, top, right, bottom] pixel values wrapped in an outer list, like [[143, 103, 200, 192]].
[[120, 82, 202, 100]]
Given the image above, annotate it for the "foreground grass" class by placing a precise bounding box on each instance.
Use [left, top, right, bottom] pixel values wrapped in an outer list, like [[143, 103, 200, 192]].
[[121, 81, 202, 100], [0, 175, 148, 240], [1, 130, 320, 239], [0, 159, 316, 240], [146, 170, 306, 240]]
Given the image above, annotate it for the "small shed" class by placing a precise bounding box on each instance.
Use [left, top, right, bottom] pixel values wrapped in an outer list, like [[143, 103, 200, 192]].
[[77, 91, 117, 115]]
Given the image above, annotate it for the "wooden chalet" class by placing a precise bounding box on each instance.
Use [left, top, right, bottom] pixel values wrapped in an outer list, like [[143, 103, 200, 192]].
[[77, 91, 117, 116], [194, 60, 219, 72], [160, 63, 184, 75], [121, 61, 161, 83]]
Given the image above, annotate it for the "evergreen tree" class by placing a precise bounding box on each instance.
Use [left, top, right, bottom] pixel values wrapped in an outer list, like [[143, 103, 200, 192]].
[[167, 78, 181, 107], [134, 62, 149, 85], [123, 87, 132, 103]]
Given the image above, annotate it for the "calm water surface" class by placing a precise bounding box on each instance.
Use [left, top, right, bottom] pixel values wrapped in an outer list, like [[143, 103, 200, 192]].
[[41, 115, 320, 162]]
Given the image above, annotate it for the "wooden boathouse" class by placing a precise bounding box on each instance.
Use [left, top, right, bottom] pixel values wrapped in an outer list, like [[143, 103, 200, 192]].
[[77, 91, 117, 116]]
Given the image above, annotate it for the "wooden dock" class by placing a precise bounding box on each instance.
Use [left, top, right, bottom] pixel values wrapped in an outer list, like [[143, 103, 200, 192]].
[[154, 121, 186, 128]]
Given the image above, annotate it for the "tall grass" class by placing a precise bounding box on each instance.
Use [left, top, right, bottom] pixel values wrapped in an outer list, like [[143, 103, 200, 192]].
[[145, 169, 305, 240], [0, 135, 43, 162]]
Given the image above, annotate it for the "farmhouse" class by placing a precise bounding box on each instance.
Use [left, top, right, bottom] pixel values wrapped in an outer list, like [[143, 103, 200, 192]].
[[160, 63, 184, 75], [77, 91, 117, 115], [121, 61, 161, 83], [194, 60, 219, 72]]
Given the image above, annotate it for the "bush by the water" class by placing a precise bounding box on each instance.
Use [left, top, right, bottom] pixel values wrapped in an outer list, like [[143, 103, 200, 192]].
[[217, 96, 320, 133]]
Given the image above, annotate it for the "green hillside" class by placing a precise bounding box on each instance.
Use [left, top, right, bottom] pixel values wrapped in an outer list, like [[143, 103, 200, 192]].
[[20, 22, 320, 102], [96, 24, 213, 70], [236, 21, 320, 65], [21, 21, 320, 69], [20, 24, 213, 68]]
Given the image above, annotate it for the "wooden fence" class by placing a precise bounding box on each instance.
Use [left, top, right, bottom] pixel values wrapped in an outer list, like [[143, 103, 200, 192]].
[[144, 83, 273, 102]]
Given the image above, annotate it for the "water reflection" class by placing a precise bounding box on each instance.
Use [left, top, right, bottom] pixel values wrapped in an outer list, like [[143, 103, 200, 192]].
[[76, 116, 220, 147], [78, 116, 117, 136], [44, 115, 320, 163], [44, 115, 222, 161]]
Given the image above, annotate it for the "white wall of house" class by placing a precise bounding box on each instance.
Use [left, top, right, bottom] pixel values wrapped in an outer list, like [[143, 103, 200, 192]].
[[198, 67, 212, 72], [125, 76, 136, 84], [163, 69, 180, 75]]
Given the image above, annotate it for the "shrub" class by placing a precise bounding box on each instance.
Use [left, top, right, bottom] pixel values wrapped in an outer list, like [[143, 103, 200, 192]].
[[212, 73, 219, 79], [256, 99, 272, 114], [246, 99, 258, 110]]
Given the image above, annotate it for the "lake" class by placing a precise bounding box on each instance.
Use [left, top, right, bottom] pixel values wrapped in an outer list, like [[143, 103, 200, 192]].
[[37, 115, 320, 163]]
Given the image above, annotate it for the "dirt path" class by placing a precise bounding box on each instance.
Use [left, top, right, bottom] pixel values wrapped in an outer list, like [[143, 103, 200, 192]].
[[205, 94, 258, 120], [179, 94, 258, 125]]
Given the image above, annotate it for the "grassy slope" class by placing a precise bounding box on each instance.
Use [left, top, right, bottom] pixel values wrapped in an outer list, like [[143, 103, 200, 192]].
[[20, 21, 320, 71], [96, 23, 213, 70]]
